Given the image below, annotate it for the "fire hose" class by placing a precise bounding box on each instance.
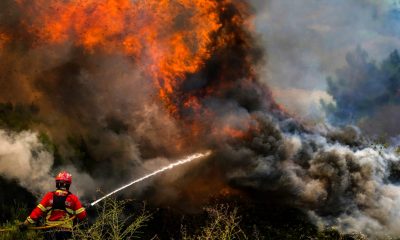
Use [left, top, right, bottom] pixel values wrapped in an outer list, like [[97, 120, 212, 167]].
[[0, 216, 76, 232], [0, 151, 211, 233]]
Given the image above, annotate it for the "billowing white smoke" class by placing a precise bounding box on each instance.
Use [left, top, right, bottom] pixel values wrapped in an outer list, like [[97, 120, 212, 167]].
[[0, 129, 95, 197], [0, 130, 53, 194]]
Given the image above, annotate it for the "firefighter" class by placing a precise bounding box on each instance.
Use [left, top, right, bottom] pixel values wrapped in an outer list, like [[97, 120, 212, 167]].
[[19, 171, 87, 240]]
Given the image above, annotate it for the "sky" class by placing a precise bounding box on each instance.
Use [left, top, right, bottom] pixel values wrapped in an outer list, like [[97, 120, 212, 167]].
[[252, 0, 400, 121]]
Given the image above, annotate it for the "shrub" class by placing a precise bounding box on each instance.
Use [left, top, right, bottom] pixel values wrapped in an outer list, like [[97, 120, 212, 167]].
[[0, 221, 43, 240], [181, 205, 248, 240], [73, 198, 151, 240]]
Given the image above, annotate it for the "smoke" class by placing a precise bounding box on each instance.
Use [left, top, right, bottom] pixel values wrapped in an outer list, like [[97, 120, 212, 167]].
[[272, 88, 332, 123], [0, 0, 400, 238], [0, 0, 187, 188], [0, 130, 53, 194], [226, 123, 400, 236], [322, 47, 400, 138], [250, 0, 400, 121], [167, 107, 400, 236], [0, 129, 95, 197]]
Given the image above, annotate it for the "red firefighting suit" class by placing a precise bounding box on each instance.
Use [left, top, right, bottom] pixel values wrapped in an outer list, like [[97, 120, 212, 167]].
[[26, 189, 86, 229]]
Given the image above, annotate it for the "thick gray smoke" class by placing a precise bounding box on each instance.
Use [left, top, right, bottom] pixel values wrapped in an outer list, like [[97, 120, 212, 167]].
[[219, 117, 400, 236]]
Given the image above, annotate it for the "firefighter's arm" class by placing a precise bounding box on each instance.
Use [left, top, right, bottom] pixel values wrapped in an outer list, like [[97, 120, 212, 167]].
[[73, 196, 87, 220], [25, 192, 52, 224]]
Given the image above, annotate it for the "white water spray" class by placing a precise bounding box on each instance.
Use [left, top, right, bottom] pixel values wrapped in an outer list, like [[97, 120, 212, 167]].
[[90, 151, 212, 206]]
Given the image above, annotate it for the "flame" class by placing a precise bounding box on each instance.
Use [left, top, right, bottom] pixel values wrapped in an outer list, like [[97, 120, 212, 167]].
[[8, 0, 274, 203], [14, 0, 266, 143], [0, 32, 10, 50], [17, 0, 221, 114], [222, 126, 248, 139]]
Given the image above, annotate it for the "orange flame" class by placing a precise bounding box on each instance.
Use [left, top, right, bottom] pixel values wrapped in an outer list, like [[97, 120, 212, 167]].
[[0, 32, 10, 50], [9, 0, 267, 202], [17, 0, 221, 114], [222, 126, 248, 139], [16, 0, 262, 143]]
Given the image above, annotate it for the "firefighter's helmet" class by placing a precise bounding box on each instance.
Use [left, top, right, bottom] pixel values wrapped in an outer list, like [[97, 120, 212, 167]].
[[55, 171, 72, 184]]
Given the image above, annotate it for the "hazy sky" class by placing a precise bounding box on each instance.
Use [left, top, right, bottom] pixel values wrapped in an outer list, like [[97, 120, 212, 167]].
[[252, 0, 400, 119]]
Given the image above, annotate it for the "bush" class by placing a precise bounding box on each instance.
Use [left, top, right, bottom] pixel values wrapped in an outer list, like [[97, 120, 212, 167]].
[[0, 201, 43, 240], [0, 221, 43, 240], [73, 198, 151, 240], [181, 205, 248, 240]]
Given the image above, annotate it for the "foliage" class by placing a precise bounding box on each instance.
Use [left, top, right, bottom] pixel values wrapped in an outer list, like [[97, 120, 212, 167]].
[[322, 47, 400, 125], [317, 228, 367, 240], [0, 102, 39, 132], [0, 178, 35, 224], [0, 221, 44, 240], [73, 198, 151, 240], [0, 197, 395, 240], [0, 205, 43, 240], [181, 205, 248, 240]]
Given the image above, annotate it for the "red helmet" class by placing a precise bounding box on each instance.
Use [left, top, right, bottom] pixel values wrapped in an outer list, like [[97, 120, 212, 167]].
[[55, 171, 72, 184]]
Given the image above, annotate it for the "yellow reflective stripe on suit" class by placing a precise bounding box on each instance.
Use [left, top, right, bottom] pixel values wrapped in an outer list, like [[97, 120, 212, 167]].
[[26, 216, 35, 224], [37, 204, 46, 212], [65, 208, 75, 215], [75, 207, 85, 214]]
